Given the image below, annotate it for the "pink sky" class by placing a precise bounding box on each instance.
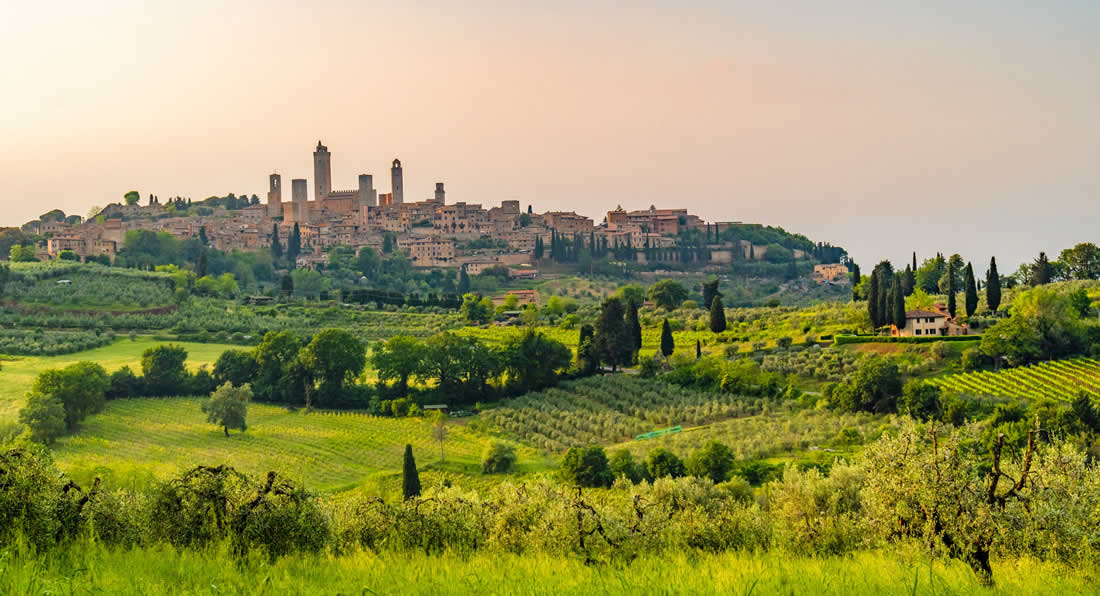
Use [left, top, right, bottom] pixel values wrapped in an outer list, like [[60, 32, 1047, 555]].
[[2, 1, 1098, 270]]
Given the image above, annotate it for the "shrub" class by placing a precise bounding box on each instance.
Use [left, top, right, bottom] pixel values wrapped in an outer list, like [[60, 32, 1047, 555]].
[[481, 442, 517, 474], [646, 448, 686, 479], [561, 446, 613, 487]]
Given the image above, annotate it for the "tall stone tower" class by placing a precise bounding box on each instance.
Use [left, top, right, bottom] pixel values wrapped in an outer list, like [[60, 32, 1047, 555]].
[[358, 174, 377, 208], [290, 178, 309, 223], [433, 182, 445, 204], [313, 141, 332, 202], [390, 158, 403, 204], [267, 173, 283, 218]]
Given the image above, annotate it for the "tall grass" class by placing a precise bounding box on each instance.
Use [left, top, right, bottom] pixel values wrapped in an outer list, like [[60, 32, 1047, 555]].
[[1, 540, 1092, 595]]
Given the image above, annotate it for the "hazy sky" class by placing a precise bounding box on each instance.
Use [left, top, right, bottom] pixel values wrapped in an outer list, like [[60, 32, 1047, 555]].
[[2, 1, 1098, 271]]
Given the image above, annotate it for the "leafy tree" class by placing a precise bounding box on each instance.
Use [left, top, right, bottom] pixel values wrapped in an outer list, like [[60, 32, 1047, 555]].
[[647, 279, 688, 310], [30, 361, 109, 431], [501, 330, 571, 393], [202, 382, 250, 436], [964, 262, 978, 317], [686, 441, 734, 483], [608, 448, 645, 483], [280, 274, 293, 297], [213, 350, 259, 388], [831, 356, 902, 413], [298, 329, 366, 406], [382, 232, 395, 254], [460, 293, 493, 324], [481, 441, 517, 474], [141, 345, 189, 397], [18, 393, 66, 444], [1068, 289, 1092, 319], [646, 448, 686, 479], [372, 336, 424, 396], [576, 323, 598, 375], [614, 284, 646, 307], [986, 257, 1002, 312], [107, 365, 143, 399], [915, 253, 946, 294], [252, 331, 305, 403], [402, 444, 421, 499], [356, 246, 380, 278], [899, 380, 942, 421], [9, 245, 36, 262], [560, 446, 613, 487], [660, 318, 675, 357], [123, 190, 141, 205], [1058, 242, 1100, 280], [709, 294, 727, 333], [980, 287, 1085, 366]]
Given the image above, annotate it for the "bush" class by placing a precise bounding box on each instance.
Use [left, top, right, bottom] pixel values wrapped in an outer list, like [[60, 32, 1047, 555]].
[[560, 446, 613, 487], [646, 448, 686, 479], [481, 442, 517, 474]]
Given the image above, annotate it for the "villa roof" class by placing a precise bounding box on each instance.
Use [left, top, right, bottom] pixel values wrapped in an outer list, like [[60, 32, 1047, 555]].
[[905, 309, 946, 319]]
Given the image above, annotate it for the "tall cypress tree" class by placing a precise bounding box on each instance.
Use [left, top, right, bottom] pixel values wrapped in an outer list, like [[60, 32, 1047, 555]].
[[851, 263, 861, 301], [271, 223, 283, 260], [702, 278, 720, 309], [901, 264, 915, 296], [709, 294, 727, 333], [964, 262, 978, 317], [402, 444, 421, 500], [577, 323, 597, 374], [625, 300, 642, 358], [197, 250, 208, 278], [986, 257, 1001, 312], [593, 297, 631, 371], [912, 252, 917, 273], [458, 266, 471, 295], [891, 277, 905, 328], [696, 339, 702, 359], [867, 271, 881, 326], [947, 260, 957, 318], [660, 318, 674, 357]]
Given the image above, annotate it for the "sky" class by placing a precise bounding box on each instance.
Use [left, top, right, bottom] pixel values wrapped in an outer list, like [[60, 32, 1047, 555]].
[[1, 0, 1098, 271]]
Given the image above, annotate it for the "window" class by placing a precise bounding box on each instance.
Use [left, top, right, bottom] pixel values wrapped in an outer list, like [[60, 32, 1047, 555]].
[[915, 329, 921, 336]]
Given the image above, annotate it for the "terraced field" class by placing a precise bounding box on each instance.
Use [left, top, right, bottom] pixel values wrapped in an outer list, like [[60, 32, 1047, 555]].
[[51, 397, 544, 495], [0, 337, 237, 423], [930, 357, 1100, 401]]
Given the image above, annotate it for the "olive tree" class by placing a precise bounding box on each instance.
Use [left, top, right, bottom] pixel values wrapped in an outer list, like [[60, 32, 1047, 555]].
[[202, 382, 250, 436]]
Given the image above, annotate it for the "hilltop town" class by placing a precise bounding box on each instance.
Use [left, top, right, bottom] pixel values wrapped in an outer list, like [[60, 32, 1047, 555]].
[[11, 141, 848, 282]]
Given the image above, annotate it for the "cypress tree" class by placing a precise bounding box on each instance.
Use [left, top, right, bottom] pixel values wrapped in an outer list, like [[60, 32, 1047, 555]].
[[901, 264, 915, 296], [867, 271, 880, 326], [593, 297, 631, 371], [271, 223, 283, 260], [947, 260, 957, 318], [709, 294, 727, 333], [660, 319, 674, 357], [986, 257, 1001, 312], [198, 227, 208, 245], [702, 278, 720, 309], [577, 323, 596, 374], [912, 252, 917, 272], [1033, 252, 1053, 285], [851, 263, 861, 301], [964, 262, 978, 317], [696, 340, 702, 359], [625, 300, 642, 357], [197, 250, 208, 278], [891, 277, 905, 329], [402, 444, 421, 500], [458, 266, 471, 295]]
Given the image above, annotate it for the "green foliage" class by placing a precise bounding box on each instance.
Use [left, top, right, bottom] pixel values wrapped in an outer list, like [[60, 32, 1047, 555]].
[[646, 448, 686, 479], [481, 441, 517, 474], [18, 394, 66, 444], [29, 361, 109, 431], [201, 382, 250, 435], [986, 257, 1002, 312], [660, 318, 674, 357], [593, 297, 632, 371], [141, 344, 189, 396], [213, 349, 259, 387], [298, 329, 366, 406], [372, 335, 425, 396], [501, 330, 572, 394], [608, 448, 645, 483], [686, 440, 735, 483], [709, 295, 727, 333], [899, 380, 941, 421], [980, 286, 1085, 366], [830, 357, 901, 413], [647, 279, 688, 310], [460, 293, 494, 324], [560, 445, 613, 487]]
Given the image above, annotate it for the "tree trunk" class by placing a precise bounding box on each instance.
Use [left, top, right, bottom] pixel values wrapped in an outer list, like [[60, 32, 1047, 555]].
[[969, 548, 993, 586]]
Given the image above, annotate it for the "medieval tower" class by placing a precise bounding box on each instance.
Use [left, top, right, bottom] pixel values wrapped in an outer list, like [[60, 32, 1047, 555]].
[[358, 174, 377, 207], [390, 158, 403, 204], [267, 173, 282, 217], [313, 141, 332, 202], [433, 182, 445, 204], [290, 178, 308, 223]]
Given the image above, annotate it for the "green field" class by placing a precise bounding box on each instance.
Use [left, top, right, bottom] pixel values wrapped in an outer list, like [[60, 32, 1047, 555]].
[[0, 337, 237, 423], [2, 544, 1092, 595], [50, 396, 547, 494], [931, 357, 1100, 401]]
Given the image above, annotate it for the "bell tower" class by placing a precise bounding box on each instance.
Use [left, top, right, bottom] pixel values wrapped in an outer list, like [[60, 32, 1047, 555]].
[[390, 158, 403, 204], [313, 141, 331, 202]]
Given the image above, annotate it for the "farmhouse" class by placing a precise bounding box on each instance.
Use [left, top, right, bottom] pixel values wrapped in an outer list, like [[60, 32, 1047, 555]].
[[891, 308, 972, 337]]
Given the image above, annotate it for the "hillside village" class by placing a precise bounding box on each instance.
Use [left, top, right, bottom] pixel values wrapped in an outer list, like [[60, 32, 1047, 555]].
[[11, 141, 847, 280]]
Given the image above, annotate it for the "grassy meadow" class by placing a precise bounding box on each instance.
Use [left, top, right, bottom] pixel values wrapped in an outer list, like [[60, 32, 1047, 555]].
[[0, 337, 237, 423], [50, 396, 548, 495], [2, 543, 1094, 595]]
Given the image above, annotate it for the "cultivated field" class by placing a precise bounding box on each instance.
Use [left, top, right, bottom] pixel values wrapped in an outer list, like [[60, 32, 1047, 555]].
[[51, 396, 544, 494], [0, 338, 237, 423], [930, 357, 1100, 401]]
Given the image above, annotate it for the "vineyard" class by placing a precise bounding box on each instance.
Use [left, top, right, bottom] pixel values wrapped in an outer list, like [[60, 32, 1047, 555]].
[[51, 397, 540, 494], [930, 357, 1100, 401], [5, 269, 176, 309], [481, 376, 759, 452]]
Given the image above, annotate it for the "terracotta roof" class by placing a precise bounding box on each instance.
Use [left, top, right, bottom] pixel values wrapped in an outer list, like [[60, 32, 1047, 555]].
[[905, 309, 946, 319]]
